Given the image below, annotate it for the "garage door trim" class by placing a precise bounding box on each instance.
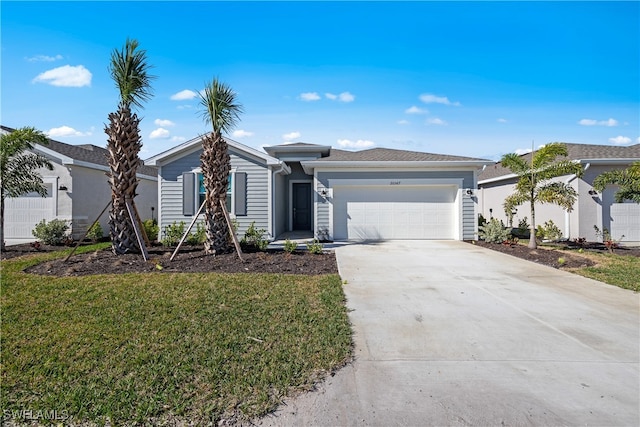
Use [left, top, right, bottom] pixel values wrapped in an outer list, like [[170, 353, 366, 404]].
[[328, 178, 463, 241]]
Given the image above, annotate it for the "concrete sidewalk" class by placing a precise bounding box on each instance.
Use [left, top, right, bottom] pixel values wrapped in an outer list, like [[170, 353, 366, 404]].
[[257, 240, 639, 426]]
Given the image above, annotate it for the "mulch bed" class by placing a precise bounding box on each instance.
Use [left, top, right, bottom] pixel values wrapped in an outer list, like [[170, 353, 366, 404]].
[[472, 240, 640, 269], [3, 243, 338, 276]]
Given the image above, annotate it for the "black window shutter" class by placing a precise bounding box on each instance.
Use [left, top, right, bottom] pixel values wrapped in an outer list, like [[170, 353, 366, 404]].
[[235, 172, 247, 216], [182, 173, 195, 216]]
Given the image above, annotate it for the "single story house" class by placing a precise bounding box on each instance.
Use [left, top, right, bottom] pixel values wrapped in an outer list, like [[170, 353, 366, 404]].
[[478, 143, 640, 245], [145, 136, 492, 242], [1, 125, 158, 242]]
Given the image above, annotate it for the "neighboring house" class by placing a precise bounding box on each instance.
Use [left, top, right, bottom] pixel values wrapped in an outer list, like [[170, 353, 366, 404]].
[[478, 143, 640, 245], [146, 136, 492, 241], [1, 125, 158, 241]]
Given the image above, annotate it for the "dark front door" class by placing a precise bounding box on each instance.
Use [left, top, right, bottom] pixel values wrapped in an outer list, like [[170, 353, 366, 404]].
[[292, 182, 312, 230]]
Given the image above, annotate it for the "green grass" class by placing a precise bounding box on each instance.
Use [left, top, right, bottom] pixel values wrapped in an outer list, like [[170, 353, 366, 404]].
[[1, 245, 352, 425], [567, 251, 640, 292]]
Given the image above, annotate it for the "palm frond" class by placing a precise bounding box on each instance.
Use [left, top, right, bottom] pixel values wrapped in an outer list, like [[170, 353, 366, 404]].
[[109, 38, 156, 109], [500, 153, 530, 176], [536, 182, 579, 211], [593, 161, 640, 203], [198, 78, 243, 135], [531, 142, 569, 169]]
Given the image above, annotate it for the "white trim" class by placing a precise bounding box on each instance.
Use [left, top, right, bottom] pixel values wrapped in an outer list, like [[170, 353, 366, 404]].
[[328, 178, 464, 188], [289, 179, 313, 231], [302, 160, 492, 175], [145, 135, 281, 166]]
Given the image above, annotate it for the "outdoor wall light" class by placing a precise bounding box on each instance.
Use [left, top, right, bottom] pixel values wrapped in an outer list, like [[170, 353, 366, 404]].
[[466, 189, 474, 195], [58, 185, 68, 191], [588, 189, 598, 195]]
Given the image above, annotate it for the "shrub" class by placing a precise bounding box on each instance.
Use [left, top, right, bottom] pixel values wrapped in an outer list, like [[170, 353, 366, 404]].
[[283, 239, 298, 253], [537, 220, 562, 241], [86, 222, 104, 242], [162, 221, 186, 247], [186, 222, 206, 245], [240, 222, 269, 251], [307, 239, 324, 254], [478, 218, 510, 243], [143, 219, 159, 242], [32, 219, 71, 245], [594, 225, 624, 253]]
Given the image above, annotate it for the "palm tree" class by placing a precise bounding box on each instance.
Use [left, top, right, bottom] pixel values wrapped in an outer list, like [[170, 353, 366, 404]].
[[105, 38, 155, 254], [0, 127, 53, 250], [593, 161, 640, 203], [197, 78, 243, 255], [501, 143, 583, 249]]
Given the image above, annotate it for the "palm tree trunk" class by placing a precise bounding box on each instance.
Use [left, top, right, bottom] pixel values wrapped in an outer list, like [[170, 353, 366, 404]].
[[105, 103, 143, 254], [201, 131, 230, 255], [529, 190, 537, 249]]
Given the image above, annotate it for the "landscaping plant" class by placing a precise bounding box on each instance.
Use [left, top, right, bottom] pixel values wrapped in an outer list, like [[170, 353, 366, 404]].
[[240, 221, 269, 251], [283, 238, 298, 253], [197, 78, 243, 255], [86, 222, 104, 242], [105, 38, 155, 255], [142, 218, 159, 242], [500, 143, 583, 248], [307, 239, 324, 254], [478, 217, 511, 243], [31, 219, 70, 245]]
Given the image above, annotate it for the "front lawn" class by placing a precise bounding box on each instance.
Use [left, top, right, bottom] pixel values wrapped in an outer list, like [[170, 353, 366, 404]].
[[1, 245, 352, 425], [567, 250, 640, 292]]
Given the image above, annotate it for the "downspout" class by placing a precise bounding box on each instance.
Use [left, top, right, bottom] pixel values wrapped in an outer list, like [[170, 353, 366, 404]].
[[564, 162, 589, 239]]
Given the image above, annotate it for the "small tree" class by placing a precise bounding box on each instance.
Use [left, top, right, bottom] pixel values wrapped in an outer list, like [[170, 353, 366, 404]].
[[593, 161, 640, 203], [501, 143, 583, 249], [0, 127, 53, 249], [197, 78, 243, 255]]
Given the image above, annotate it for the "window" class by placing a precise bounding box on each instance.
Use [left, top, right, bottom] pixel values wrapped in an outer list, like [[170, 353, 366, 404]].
[[197, 172, 234, 214], [183, 170, 246, 217]]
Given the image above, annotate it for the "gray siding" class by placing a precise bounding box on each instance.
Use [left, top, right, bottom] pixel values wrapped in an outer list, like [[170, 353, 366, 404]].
[[462, 192, 476, 240], [159, 147, 269, 239]]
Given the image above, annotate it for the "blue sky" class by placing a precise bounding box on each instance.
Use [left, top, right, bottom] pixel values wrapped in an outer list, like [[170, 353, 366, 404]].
[[2, 1, 638, 161]]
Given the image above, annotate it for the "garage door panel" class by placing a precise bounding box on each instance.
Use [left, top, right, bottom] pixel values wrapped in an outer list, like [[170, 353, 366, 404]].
[[333, 185, 456, 240]]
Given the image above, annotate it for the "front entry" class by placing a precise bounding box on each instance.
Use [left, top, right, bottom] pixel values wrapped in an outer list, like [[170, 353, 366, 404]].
[[292, 182, 312, 230]]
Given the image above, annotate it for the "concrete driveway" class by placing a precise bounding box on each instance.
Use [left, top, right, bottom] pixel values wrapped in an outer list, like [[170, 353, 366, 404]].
[[258, 241, 639, 426]]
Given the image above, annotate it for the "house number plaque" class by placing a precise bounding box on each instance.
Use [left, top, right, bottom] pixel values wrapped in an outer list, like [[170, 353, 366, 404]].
[[390, 181, 401, 185]]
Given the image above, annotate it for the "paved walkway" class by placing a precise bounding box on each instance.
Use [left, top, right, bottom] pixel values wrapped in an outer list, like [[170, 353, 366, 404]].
[[258, 240, 639, 426]]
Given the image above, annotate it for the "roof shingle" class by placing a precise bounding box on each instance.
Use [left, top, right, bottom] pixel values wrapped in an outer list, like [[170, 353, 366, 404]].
[[317, 147, 490, 162], [479, 143, 640, 182]]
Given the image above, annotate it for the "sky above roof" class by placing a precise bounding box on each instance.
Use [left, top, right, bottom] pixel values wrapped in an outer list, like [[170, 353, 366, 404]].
[[2, 1, 638, 161]]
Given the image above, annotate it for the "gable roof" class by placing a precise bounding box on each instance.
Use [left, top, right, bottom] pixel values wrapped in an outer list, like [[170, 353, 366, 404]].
[[479, 142, 640, 183], [1, 125, 157, 177], [145, 134, 282, 167]]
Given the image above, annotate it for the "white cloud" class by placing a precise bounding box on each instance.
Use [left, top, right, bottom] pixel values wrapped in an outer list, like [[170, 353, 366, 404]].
[[419, 93, 460, 106], [426, 117, 447, 125], [232, 129, 254, 138], [299, 92, 321, 101], [283, 131, 301, 141], [609, 135, 631, 145], [149, 128, 171, 139], [26, 54, 63, 62], [154, 119, 175, 127], [338, 92, 355, 102], [515, 148, 533, 155], [397, 119, 410, 125], [325, 92, 355, 102], [637, 137, 640, 143], [176, 105, 193, 110], [405, 106, 428, 114], [497, 118, 508, 123], [578, 118, 618, 127], [336, 139, 375, 149], [47, 126, 91, 138], [170, 136, 186, 143], [170, 89, 198, 101], [32, 65, 92, 87]]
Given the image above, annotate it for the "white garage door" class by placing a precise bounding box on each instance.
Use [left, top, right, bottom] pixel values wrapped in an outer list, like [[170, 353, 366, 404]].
[[4, 182, 56, 239], [333, 185, 457, 240], [610, 203, 640, 244]]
